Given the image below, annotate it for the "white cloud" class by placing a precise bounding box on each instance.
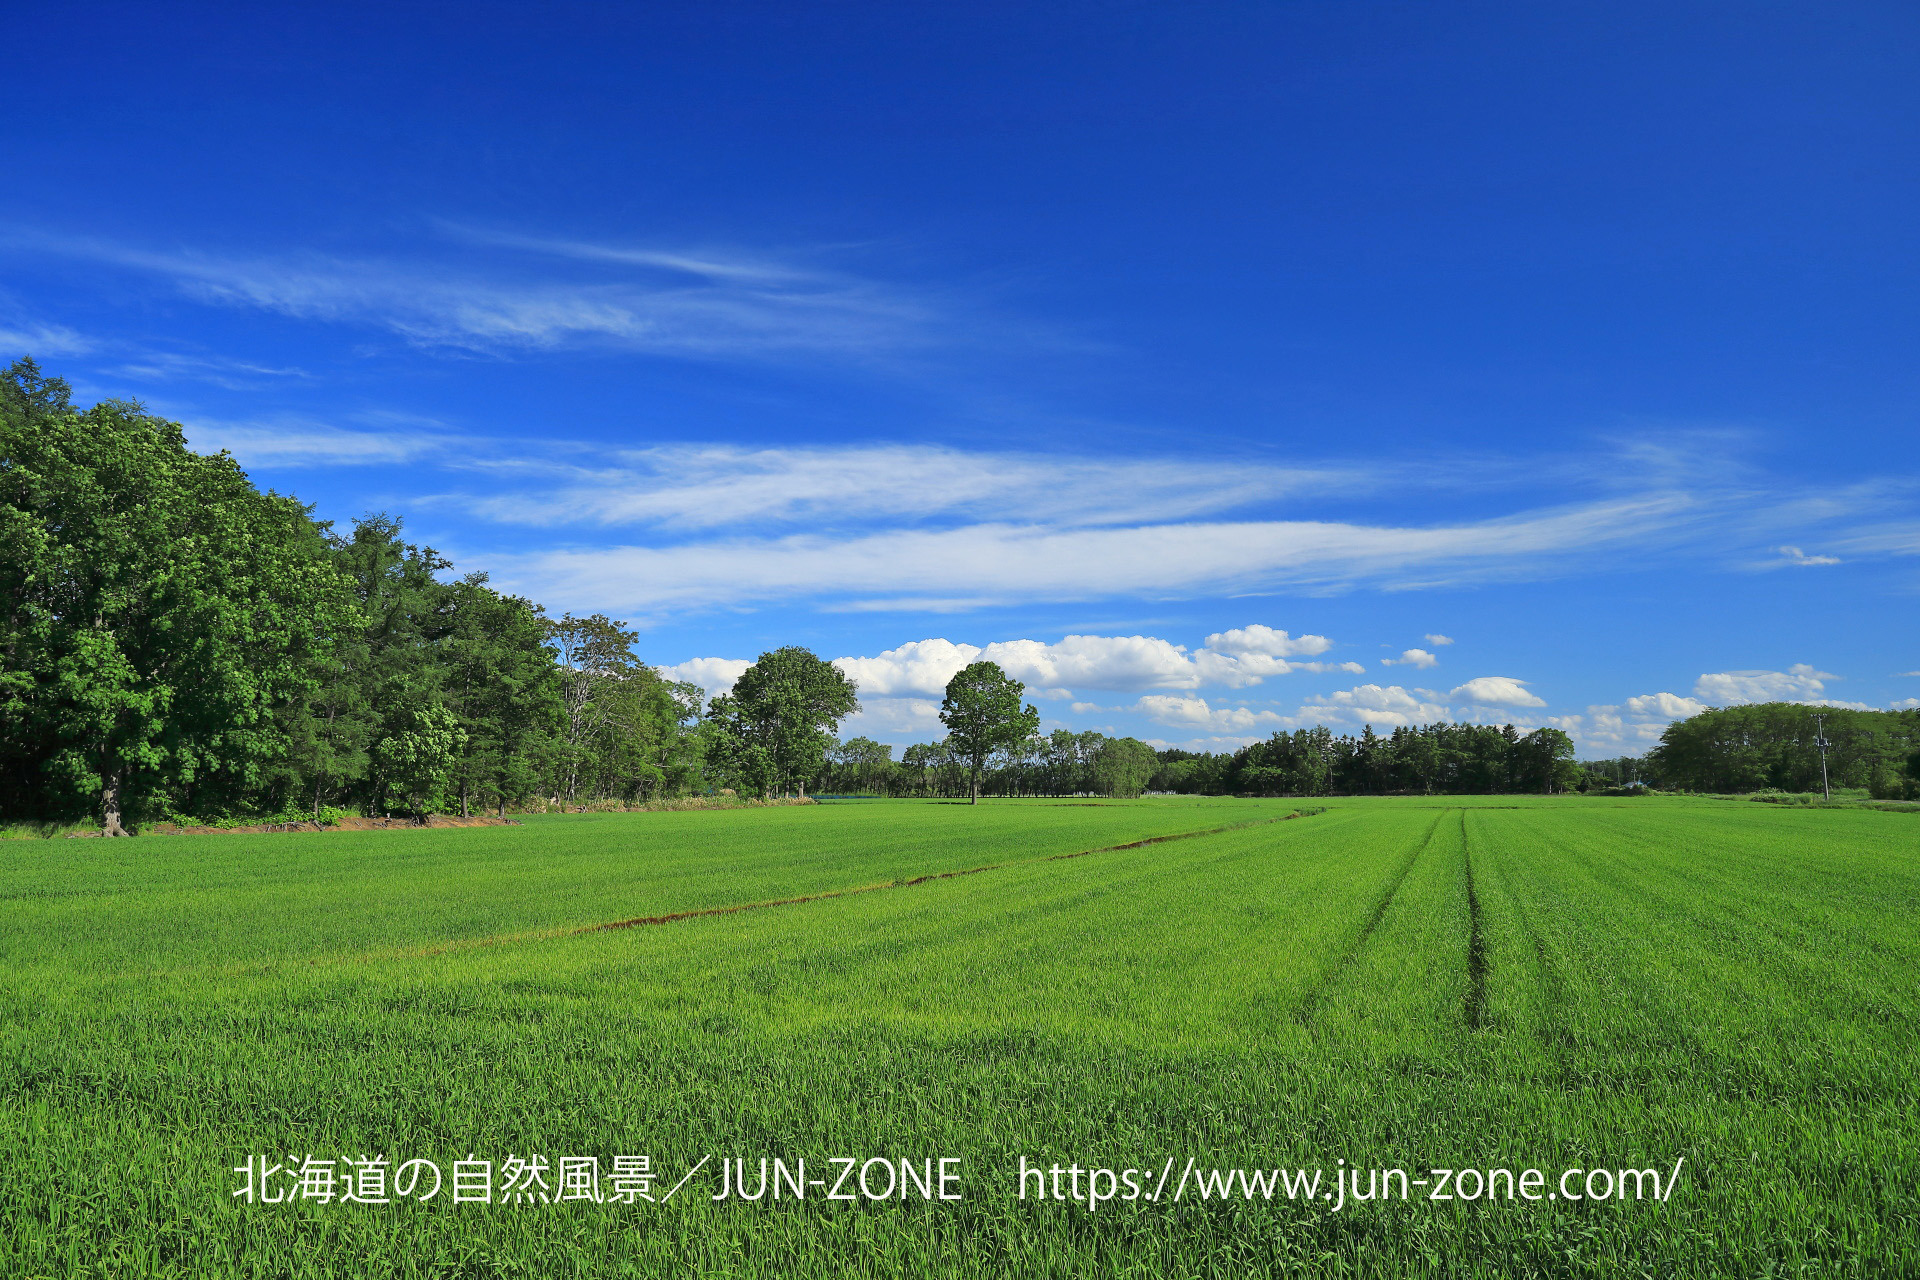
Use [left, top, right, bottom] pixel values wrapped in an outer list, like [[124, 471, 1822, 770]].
[[107, 351, 312, 390], [1692, 664, 1835, 705], [183, 417, 444, 467], [1202, 625, 1333, 658], [1448, 676, 1547, 708], [17, 232, 950, 362], [1898, 671, 1920, 679], [1424, 634, 1454, 645], [1623, 691, 1708, 719], [1893, 698, 1920, 710], [489, 493, 1698, 617], [832, 639, 982, 697], [1305, 683, 1451, 728], [657, 657, 752, 699], [0, 320, 92, 357], [1134, 695, 1284, 733], [981, 635, 1216, 692], [468, 444, 1344, 531], [837, 696, 944, 737], [824, 629, 1348, 699], [1770, 545, 1842, 567], [1382, 647, 1439, 669], [1550, 706, 1669, 756]]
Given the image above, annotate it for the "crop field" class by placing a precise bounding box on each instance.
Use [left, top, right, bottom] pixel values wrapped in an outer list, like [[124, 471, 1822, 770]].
[[1, 797, 1914, 1277]]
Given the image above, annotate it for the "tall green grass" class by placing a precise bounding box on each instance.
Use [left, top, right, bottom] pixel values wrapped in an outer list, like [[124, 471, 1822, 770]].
[[1, 798, 1913, 1276]]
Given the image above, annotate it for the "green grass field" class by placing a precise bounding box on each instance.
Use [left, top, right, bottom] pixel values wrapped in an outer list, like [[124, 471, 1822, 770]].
[[2, 797, 1914, 1277]]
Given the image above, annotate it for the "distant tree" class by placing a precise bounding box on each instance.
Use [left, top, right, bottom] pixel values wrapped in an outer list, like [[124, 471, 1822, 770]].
[[546, 613, 644, 804], [710, 647, 859, 798], [940, 661, 1040, 805], [1090, 736, 1157, 798], [1509, 727, 1580, 794]]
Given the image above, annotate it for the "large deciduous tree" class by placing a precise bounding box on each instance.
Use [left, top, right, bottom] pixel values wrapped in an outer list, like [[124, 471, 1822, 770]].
[[709, 647, 859, 798], [0, 359, 355, 833], [939, 660, 1039, 805]]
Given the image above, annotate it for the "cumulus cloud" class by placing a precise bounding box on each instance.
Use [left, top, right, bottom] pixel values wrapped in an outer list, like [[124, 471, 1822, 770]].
[[1382, 648, 1439, 669], [1304, 684, 1450, 728], [1623, 692, 1709, 719], [1692, 664, 1835, 705], [657, 657, 752, 698], [1549, 707, 1670, 755], [1448, 676, 1547, 708], [837, 696, 944, 737], [1893, 698, 1920, 710], [825, 628, 1349, 699], [1133, 695, 1285, 733], [1202, 625, 1333, 658], [1424, 634, 1454, 646]]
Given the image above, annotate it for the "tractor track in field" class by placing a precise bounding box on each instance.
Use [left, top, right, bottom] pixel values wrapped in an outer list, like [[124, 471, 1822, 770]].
[[1294, 810, 1446, 1027], [576, 810, 1318, 936], [1461, 811, 1489, 1031]]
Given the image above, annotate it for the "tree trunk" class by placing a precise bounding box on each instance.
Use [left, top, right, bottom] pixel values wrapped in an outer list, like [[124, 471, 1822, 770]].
[[970, 772, 980, 805], [101, 769, 130, 837], [461, 783, 469, 819]]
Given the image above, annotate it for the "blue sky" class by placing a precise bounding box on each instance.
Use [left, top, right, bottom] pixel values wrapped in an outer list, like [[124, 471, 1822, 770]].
[[4, 2, 1916, 754]]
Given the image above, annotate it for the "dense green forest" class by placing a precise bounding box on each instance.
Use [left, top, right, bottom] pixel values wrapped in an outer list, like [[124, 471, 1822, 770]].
[[6, 358, 1914, 829], [1147, 723, 1582, 797]]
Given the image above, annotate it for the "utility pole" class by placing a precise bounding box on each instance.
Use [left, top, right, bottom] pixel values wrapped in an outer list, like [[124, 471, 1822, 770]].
[[1813, 712, 1832, 801]]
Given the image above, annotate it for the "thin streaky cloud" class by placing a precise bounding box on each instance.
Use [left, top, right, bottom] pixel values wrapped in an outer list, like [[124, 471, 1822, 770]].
[[0, 320, 93, 358], [483, 492, 1702, 618], [181, 416, 450, 467], [465, 444, 1361, 531], [5, 230, 945, 362]]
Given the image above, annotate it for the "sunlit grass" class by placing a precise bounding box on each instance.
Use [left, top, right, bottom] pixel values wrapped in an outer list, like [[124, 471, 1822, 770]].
[[2, 798, 1913, 1276]]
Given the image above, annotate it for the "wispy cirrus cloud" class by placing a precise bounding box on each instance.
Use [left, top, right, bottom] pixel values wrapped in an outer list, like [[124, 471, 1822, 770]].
[[4, 229, 947, 362], [0, 318, 92, 358], [485, 491, 1702, 617], [464, 444, 1359, 530], [181, 416, 450, 467]]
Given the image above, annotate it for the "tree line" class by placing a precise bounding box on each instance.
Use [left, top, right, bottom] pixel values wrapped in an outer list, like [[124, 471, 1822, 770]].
[[814, 729, 1160, 800], [1148, 722, 1582, 797], [1640, 704, 1917, 798]]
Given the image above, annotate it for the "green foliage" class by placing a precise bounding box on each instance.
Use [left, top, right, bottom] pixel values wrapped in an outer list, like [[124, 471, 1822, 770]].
[[371, 705, 468, 819], [939, 660, 1040, 803], [0, 358, 357, 833], [0, 361, 713, 830], [1089, 734, 1157, 797], [1150, 721, 1582, 796], [1648, 702, 1918, 793], [709, 647, 859, 797]]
